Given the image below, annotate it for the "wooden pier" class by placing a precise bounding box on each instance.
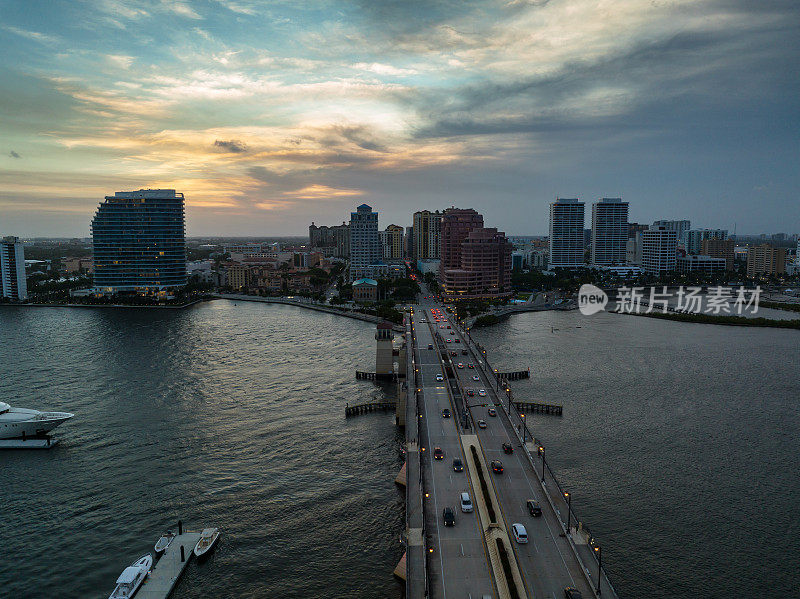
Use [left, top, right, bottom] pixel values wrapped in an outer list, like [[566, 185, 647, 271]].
[[512, 401, 563, 416], [496, 369, 530, 381], [136, 530, 202, 599], [355, 370, 396, 381], [345, 401, 396, 416]]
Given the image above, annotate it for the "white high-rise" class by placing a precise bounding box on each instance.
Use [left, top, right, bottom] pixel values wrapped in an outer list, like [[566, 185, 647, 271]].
[[591, 198, 629, 265], [549, 199, 585, 268], [642, 227, 678, 275], [349, 204, 382, 281], [1, 236, 27, 301], [652, 220, 691, 245]]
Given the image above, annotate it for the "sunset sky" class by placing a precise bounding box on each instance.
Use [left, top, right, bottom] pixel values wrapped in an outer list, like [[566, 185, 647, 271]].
[[1, 0, 798, 237]]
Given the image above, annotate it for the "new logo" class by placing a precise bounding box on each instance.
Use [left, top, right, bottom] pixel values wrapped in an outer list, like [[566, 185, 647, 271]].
[[578, 284, 608, 315]]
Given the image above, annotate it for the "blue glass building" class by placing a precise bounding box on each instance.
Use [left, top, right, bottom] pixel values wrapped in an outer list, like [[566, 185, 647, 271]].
[[91, 189, 187, 292]]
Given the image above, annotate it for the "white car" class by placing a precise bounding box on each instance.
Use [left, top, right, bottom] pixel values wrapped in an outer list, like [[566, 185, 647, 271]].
[[477, 419, 487, 429], [478, 389, 486, 397], [457, 363, 464, 369], [435, 374, 444, 381], [512, 523, 528, 544], [460, 492, 473, 513], [472, 375, 480, 381]]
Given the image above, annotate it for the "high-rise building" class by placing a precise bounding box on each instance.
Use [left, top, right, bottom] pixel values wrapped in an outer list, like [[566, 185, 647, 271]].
[[628, 223, 649, 238], [441, 227, 512, 300], [405, 226, 414, 259], [349, 204, 382, 281], [652, 220, 691, 245], [700, 238, 735, 270], [310, 222, 350, 258], [91, 189, 186, 292], [381, 224, 405, 260], [412, 210, 443, 260], [549, 199, 585, 268], [685, 229, 728, 255], [746, 244, 786, 277], [439, 208, 484, 278], [641, 227, 677, 275], [591, 198, 629, 265], [0, 236, 27, 301], [626, 233, 643, 265]]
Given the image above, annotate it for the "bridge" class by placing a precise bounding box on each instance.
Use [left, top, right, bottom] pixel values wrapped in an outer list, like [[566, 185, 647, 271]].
[[402, 287, 618, 598]]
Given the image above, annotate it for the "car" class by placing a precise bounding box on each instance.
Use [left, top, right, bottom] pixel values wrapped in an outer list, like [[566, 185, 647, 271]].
[[487, 407, 496, 416], [478, 389, 486, 397], [442, 408, 451, 418], [468, 363, 474, 368], [449, 331, 455, 335], [491, 460, 503, 473], [457, 363, 464, 369], [440, 325, 446, 329], [502, 442, 513, 454], [462, 349, 469, 355], [435, 374, 444, 381], [460, 492, 473, 513], [443, 507, 455, 527], [472, 375, 480, 381], [467, 389, 475, 397], [447, 325, 451, 329], [450, 351, 458, 357], [526, 499, 542, 517], [428, 343, 434, 350], [452, 458, 463, 472], [478, 419, 487, 429], [446, 338, 452, 343], [564, 588, 583, 599], [511, 523, 528, 544], [433, 447, 444, 460], [420, 318, 426, 323], [454, 338, 460, 343]]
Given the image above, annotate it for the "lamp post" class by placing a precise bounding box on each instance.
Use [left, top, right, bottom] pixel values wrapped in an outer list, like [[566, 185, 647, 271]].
[[594, 545, 602, 596], [520, 413, 526, 443], [540, 446, 545, 483], [564, 491, 571, 533]]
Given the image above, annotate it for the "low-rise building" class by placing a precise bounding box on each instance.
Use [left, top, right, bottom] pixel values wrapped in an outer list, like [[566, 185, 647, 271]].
[[352, 277, 378, 302], [746, 244, 786, 277], [62, 256, 94, 274], [676, 254, 727, 274]]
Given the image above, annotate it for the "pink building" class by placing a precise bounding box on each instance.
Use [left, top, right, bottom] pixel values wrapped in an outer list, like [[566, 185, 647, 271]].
[[441, 227, 512, 301]]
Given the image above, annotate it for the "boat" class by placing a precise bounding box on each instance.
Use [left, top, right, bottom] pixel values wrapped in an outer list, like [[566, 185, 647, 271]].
[[193, 527, 220, 559], [0, 401, 73, 440], [154, 530, 176, 556], [109, 554, 152, 599]]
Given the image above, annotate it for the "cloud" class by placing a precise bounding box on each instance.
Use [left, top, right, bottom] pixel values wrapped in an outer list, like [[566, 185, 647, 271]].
[[9, 150, 21, 158], [284, 184, 365, 200], [213, 139, 248, 153], [3, 25, 59, 44]]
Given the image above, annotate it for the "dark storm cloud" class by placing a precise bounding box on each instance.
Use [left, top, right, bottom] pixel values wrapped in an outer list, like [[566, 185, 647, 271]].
[[213, 139, 248, 153]]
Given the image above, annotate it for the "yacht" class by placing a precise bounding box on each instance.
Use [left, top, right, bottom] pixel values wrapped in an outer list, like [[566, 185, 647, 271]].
[[109, 554, 152, 599], [0, 401, 74, 440]]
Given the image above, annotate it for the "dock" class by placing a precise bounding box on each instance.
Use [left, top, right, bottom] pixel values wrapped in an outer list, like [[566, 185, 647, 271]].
[[345, 401, 396, 416], [136, 530, 202, 599]]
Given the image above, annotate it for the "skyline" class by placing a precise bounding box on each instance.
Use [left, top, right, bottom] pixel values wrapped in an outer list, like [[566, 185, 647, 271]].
[[1, 0, 799, 237]]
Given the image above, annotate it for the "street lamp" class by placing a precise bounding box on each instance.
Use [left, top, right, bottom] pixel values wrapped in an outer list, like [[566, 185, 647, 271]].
[[594, 545, 602, 596], [540, 446, 545, 483], [564, 491, 571, 533]]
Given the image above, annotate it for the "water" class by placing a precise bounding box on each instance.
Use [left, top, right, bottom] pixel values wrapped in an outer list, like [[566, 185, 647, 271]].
[[472, 310, 800, 598], [0, 301, 405, 599], [2, 302, 798, 598]]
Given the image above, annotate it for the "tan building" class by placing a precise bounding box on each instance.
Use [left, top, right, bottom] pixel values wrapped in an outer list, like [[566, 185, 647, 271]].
[[382, 224, 405, 260], [413, 210, 443, 260], [352, 277, 378, 302], [701, 238, 735, 270], [746, 244, 786, 277], [257, 273, 284, 293], [63, 257, 94, 273], [227, 265, 251, 290]]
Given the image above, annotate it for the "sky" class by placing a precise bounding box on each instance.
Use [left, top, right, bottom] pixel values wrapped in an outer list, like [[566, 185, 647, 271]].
[[1, 0, 798, 238]]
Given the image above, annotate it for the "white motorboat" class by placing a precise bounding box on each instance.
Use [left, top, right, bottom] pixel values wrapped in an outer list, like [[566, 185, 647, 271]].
[[193, 527, 220, 559], [154, 530, 176, 556], [109, 554, 152, 599], [0, 401, 73, 440]]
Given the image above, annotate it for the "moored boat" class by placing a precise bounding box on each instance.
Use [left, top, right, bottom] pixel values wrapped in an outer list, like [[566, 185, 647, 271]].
[[0, 401, 73, 440], [193, 527, 220, 559], [109, 554, 152, 599], [154, 530, 176, 556]]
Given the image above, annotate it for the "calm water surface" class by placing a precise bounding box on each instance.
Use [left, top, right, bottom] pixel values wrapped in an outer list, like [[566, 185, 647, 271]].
[[0, 301, 404, 599], [473, 310, 800, 598], [2, 302, 798, 598]]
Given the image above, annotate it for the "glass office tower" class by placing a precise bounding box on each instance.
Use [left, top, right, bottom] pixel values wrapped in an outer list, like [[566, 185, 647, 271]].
[[91, 189, 187, 292]]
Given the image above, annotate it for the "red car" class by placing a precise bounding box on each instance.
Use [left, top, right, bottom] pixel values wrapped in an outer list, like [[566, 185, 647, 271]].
[[434, 447, 444, 460]]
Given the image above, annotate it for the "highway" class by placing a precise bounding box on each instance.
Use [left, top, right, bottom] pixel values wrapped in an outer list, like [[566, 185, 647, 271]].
[[410, 285, 618, 599], [412, 305, 496, 598]]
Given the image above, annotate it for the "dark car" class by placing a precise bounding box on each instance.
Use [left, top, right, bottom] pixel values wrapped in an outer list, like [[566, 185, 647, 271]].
[[462, 349, 469, 355], [564, 588, 583, 599], [450, 351, 458, 356], [447, 325, 451, 329], [441, 408, 451, 418], [467, 389, 475, 397], [526, 499, 542, 517], [434, 447, 444, 460], [452, 458, 463, 472], [502, 442, 513, 454], [428, 343, 434, 350], [443, 507, 455, 526], [491, 460, 503, 474], [487, 407, 496, 417], [454, 338, 460, 343]]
